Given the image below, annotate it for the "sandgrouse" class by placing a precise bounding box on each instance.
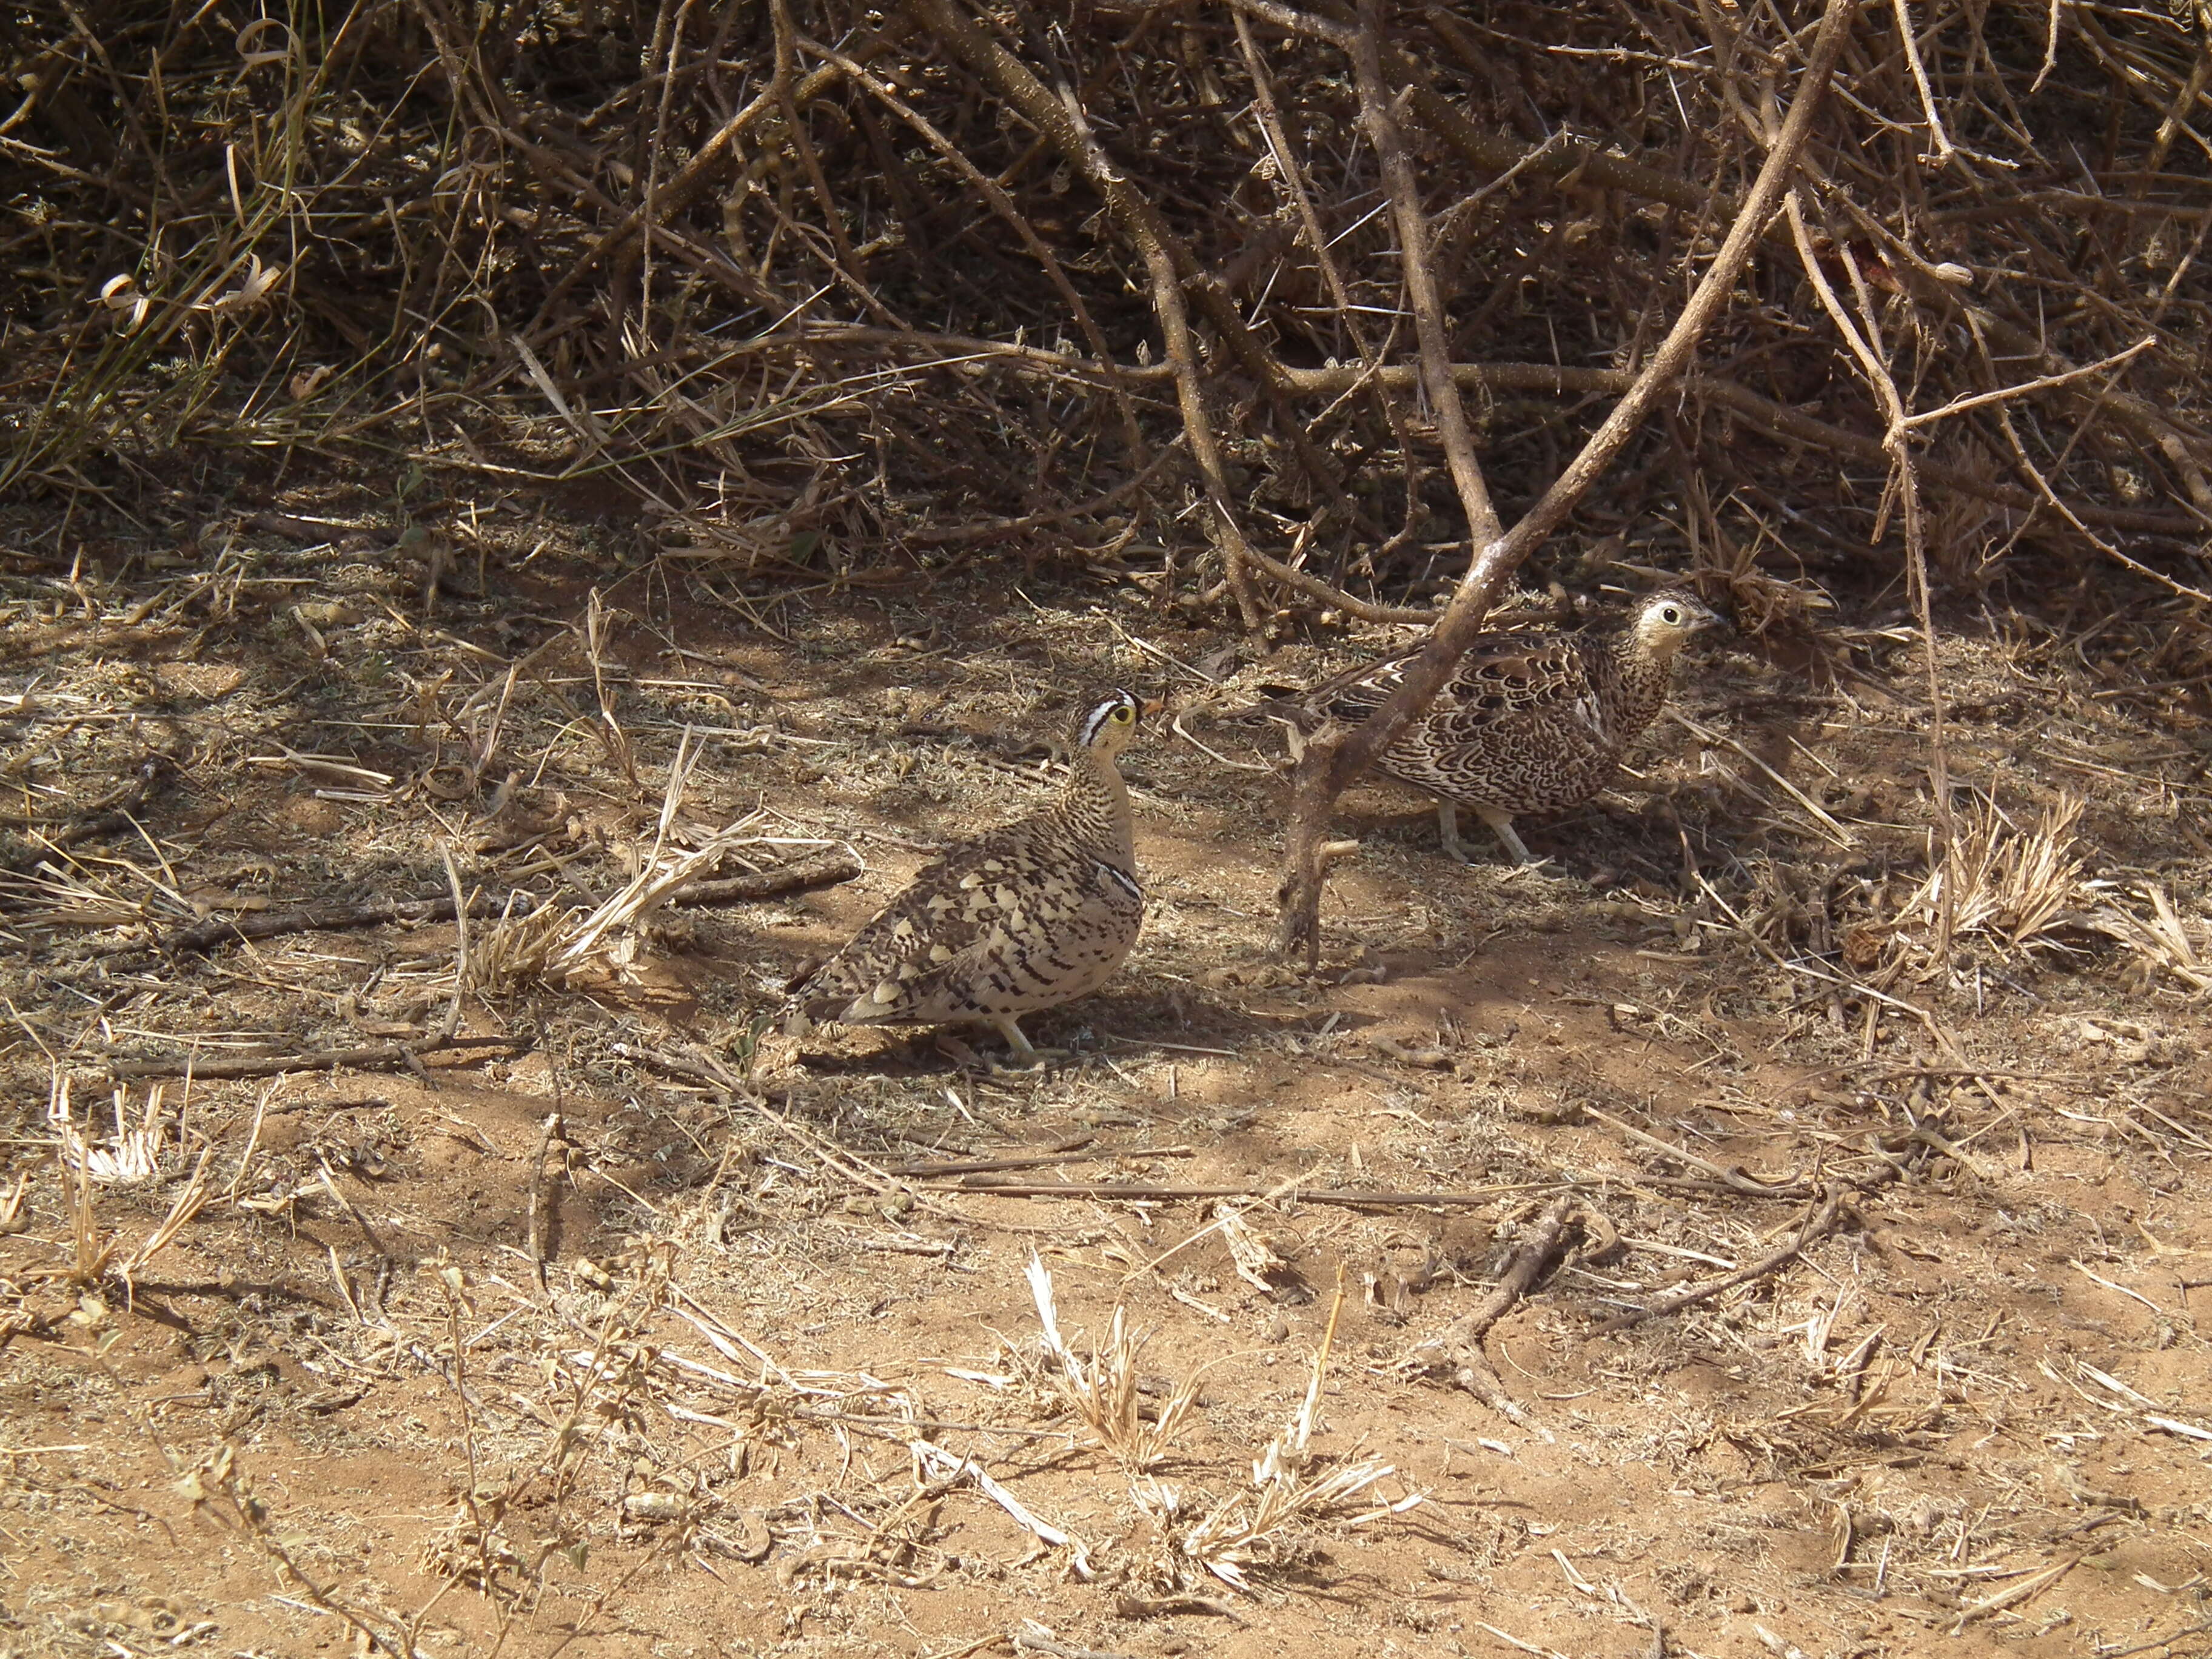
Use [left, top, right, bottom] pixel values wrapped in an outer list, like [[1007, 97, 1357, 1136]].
[[1273, 589, 1723, 865], [789, 692, 1148, 1061]]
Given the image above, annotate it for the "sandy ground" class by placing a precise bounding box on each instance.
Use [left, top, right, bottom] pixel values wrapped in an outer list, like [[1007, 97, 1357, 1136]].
[[2, 494, 2209, 1659]]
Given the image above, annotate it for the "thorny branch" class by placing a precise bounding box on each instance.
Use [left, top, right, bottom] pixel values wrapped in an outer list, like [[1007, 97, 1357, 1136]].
[[10, 0, 2212, 628], [1782, 186, 1957, 953], [1273, 0, 1866, 964]]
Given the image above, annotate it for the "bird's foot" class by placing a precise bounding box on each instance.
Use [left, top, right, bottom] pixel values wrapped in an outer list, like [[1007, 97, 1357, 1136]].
[[986, 1045, 1073, 1076], [976, 1018, 1074, 1073], [1498, 856, 1560, 879], [1478, 812, 1547, 870], [1439, 825, 1493, 867]]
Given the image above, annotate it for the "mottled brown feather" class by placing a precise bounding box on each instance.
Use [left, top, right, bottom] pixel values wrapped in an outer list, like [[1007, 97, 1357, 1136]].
[[791, 693, 1145, 1054], [1281, 589, 1721, 859]]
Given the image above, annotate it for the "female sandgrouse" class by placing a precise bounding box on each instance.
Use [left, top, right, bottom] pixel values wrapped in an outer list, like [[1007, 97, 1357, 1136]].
[[1280, 589, 1722, 865], [789, 692, 1148, 1062]]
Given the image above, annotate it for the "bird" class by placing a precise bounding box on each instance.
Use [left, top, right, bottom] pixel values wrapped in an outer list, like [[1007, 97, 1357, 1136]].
[[786, 691, 1150, 1064], [1267, 588, 1724, 866]]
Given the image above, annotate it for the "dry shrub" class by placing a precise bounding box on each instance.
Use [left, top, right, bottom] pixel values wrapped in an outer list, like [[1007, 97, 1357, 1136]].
[[3, 0, 2206, 613], [1893, 793, 2091, 952]]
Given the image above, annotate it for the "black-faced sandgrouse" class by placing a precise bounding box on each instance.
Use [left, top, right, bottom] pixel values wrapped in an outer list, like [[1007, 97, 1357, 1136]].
[[789, 692, 1149, 1061], [1271, 589, 1724, 865]]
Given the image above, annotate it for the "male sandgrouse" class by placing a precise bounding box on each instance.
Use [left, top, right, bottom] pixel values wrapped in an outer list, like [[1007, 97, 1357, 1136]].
[[789, 692, 1148, 1062], [1277, 589, 1722, 865]]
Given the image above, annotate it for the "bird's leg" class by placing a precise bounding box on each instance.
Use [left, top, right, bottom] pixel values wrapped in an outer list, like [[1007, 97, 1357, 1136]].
[[1476, 806, 1544, 868], [1436, 800, 1473, 864], [989, 1014, 1037, 1060], [984, 1014, 1068, 1070]]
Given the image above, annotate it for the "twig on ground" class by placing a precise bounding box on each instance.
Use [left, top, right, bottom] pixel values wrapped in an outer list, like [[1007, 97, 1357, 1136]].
[[153, 890, 530, 956], [145, 850, 853, 956], [1579, 1105, 1808, 1198], [1404, 1194, 1578, 1418], [1948, 1553, 2081, 1633], [919, 1178, 1556, 1208], [437, 842, 469, 1044], [1012, 1635, 1127, 1659], [100, 1035, 518, 1081], [1113, 1592, 1247, 1621], [664, 848, 860, 907], [1590, 1184, 1848, 1333], [0, 756, 171, 831], [888, 1143, 1201, 1178], [527, 1108, 563, 1292], [317, 1158, 395, 1262], [2093, 1619, 2212, 1659]]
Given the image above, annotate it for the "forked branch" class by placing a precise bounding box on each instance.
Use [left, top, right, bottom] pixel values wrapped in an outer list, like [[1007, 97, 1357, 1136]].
[[1273, 0, 1865, 964], [910, 0, 1267, 625]]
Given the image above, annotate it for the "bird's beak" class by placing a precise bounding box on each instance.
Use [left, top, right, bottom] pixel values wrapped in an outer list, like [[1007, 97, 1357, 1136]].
[[1140, 695, 1170, 719]]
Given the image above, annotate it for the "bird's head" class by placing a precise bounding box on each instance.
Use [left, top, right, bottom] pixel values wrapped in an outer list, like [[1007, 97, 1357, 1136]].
[[1631, 589, 1728, 658], [1074, 689, 1151, 757]]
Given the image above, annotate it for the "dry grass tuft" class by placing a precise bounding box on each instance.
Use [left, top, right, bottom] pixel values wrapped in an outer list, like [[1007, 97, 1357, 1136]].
[[1026, 1255, 1201, 1473], [2085, 882, 2212, 993], [1159, 1273, 1413, 1591], [47, 1073, 215, 1289], [464, 739, 839, 996], [1023, 1258, 1412, 1592], [1896, 793, 2091, 953], [52, 1077, 176, 1187]]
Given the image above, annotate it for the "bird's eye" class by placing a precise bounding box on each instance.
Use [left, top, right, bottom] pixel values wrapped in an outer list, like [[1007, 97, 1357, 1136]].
[[1660, 606, 1681, 625]]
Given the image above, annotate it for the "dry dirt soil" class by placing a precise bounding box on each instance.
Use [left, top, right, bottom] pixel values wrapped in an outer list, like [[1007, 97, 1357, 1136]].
[[2, 491, 2210, 1659]]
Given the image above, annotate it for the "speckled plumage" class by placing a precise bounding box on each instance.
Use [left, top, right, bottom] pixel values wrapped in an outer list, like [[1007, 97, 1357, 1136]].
[[1282, 589, 1722, 864], [789, 692, 1147, 1060]]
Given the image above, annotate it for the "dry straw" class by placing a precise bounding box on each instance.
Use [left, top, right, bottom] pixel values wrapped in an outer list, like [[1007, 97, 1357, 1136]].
[[7, 0, 2204, 612], [45, 1071, 215, 1292], [1027, 1255, 1416, 1592]]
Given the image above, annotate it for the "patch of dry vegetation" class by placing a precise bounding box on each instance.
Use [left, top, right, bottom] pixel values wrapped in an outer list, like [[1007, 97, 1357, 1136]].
[[7, 0, 2212, 1654], [5, 0, 2209, 617]]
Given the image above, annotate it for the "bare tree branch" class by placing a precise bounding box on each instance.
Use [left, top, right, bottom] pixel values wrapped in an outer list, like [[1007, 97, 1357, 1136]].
[[1783, 186, 1956, 954], [1274, 0, 1865, 964], [912, 0, 1398, 621]]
